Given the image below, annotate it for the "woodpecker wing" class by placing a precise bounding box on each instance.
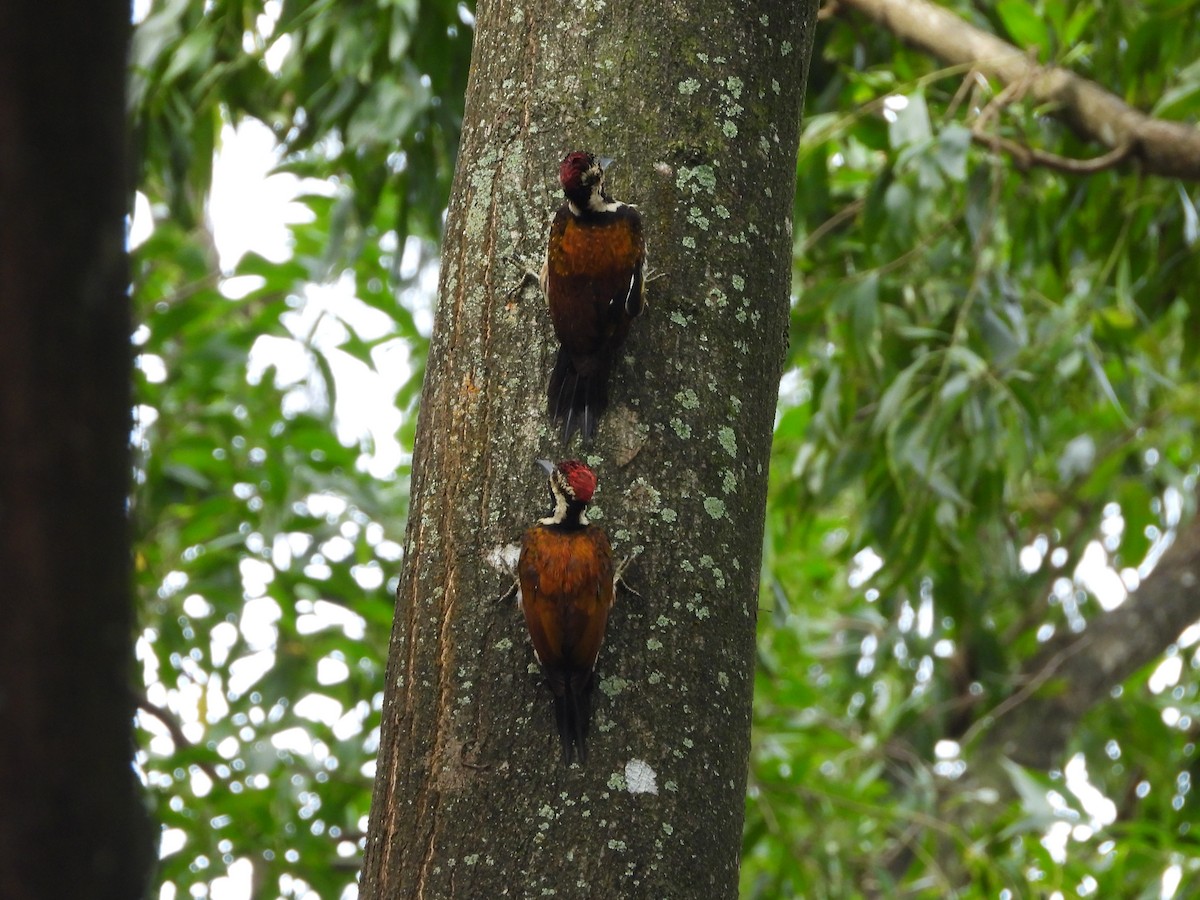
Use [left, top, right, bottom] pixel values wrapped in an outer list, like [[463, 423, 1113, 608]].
[[517, 524, 615, 675], [544, 203, 645, 364]]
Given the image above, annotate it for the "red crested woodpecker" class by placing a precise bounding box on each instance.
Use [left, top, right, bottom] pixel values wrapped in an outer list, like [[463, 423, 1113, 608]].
[[541, 151, 646, 444], [517, 459, 614, 764]]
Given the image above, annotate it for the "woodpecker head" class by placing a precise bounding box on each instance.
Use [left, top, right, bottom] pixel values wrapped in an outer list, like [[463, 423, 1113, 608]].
[[537, 458, 597, 527], [559, 151, 616, 215]]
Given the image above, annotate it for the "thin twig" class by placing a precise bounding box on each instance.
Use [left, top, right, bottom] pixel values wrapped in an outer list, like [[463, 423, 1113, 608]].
[[134, 691, 225, 785], [971, 131, 1136, 175], [959, 633, 1095, 749]]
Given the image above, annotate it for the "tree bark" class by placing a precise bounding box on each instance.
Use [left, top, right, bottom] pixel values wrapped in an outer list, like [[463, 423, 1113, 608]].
[[839, 0, 1200, 180], [0, 2, 154, 898], [360, 1, 817, 897]]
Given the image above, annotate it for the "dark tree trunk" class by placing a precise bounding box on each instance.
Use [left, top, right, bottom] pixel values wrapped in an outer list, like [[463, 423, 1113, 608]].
[[0, 2, 153, 898], [361, 0, 817, 897]]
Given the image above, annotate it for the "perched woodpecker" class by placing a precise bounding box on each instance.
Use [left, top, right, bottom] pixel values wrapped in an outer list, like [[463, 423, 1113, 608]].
[[541, 150, 646, 444], [517, 459, 614, 765]]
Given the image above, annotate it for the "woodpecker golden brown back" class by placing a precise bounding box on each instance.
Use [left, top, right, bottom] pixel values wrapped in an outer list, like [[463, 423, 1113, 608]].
[[541, 151, 646, 444], [518, 459, 614, 764]]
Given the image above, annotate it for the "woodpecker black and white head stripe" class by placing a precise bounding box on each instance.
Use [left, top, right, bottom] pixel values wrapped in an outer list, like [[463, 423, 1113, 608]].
[[537, 458, 596, 527]]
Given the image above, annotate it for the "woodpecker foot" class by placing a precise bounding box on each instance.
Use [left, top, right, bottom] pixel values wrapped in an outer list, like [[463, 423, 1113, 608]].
[[614, 549, 643, 601], [495, 579, 519, 606], [506, 269, 539, 299], [504, 255, 545, 301], [644, 267, 668, 284]]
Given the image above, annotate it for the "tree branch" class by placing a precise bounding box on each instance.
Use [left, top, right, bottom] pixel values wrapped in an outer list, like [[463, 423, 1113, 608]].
[[980, 503, 1200, 769], [971, 131, 1134, 175], [838, 0, 1200, 180]]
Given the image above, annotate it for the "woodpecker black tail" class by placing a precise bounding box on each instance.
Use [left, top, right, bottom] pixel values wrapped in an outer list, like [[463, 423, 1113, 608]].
[[551, 669, 594, 765], [548, 348, 610, 445]]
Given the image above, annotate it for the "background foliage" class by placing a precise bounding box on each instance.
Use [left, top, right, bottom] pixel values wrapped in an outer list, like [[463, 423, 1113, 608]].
[[130, 0, 1200, 896]]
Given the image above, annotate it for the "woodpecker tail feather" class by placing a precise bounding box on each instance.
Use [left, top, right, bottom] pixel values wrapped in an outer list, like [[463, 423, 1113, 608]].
[[550, 670, 594, 765], [548, 348, 609, 445]]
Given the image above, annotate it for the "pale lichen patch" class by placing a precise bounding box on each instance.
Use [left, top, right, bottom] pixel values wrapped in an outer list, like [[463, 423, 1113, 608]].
[[485, 542, 522, 573], [717, 426, 737, 457], [670, 418, 692, 440], [599, 675, 628, 697], [676, 164, 717, 196], [722, 470, 737, 494], [625, 759, 658, 794]]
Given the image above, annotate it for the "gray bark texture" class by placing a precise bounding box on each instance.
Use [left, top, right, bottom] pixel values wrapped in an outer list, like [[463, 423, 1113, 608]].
[[360, 0, 818, 897], [0, 1, 154, 897]]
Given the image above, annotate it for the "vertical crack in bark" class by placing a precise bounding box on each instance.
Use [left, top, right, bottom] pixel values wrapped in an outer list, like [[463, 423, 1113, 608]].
[[519, 5, 538, 136], [476, 165, 505, 534], [386, 205, 478, 892], [414, 565, 461, 899]]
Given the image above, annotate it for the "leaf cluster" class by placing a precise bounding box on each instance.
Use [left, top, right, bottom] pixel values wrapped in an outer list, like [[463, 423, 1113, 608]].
[[129, 0, 470, 895], [746, 0, 1200, 895]]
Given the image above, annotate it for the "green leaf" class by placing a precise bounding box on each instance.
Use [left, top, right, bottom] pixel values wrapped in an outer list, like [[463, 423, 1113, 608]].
[[934, 124, 971, 183], [887, 92, 931, 151], [996, 0, 1052, 57], [873, 356, 927, 435]]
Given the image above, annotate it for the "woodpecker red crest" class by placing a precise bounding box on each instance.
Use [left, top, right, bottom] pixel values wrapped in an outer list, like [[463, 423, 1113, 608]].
[[541, 150, 646, 444], [517, 459, 614, 764]]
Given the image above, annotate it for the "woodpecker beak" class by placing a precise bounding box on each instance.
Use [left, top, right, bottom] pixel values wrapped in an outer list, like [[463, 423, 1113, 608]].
[[535, 459, 556, 477], [597, 156, 614, 172]]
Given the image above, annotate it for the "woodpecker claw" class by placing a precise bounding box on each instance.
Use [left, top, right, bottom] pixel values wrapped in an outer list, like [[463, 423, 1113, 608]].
[[506, 266, 542, 300], [495, 579, 519, 606], [614, 549, 643, 600]]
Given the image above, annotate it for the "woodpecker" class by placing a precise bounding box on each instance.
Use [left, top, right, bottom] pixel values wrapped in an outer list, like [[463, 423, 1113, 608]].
[[517, 459, 614, 765], [541, 150, 646, 444]]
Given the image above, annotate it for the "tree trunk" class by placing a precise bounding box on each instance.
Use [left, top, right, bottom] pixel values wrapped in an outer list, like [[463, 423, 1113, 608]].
[[361, 1, 817, 896], [0, 2, 153, 898]]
